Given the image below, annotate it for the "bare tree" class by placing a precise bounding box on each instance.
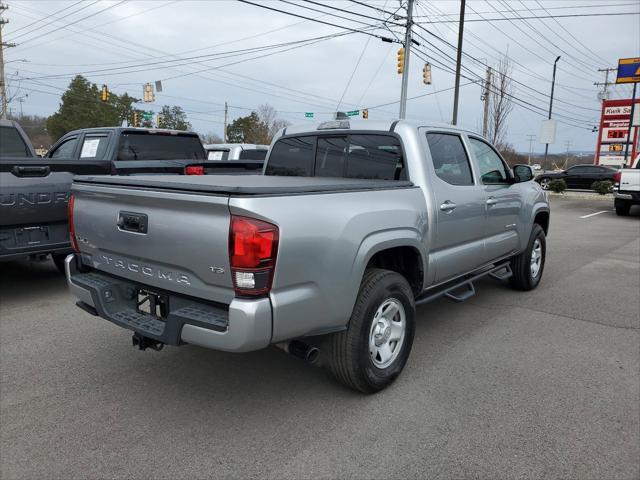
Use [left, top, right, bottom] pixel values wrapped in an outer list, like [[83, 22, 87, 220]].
[[488, 55, 514, 148], [200, 132, 223, 144], [257, 104, 290, 143]]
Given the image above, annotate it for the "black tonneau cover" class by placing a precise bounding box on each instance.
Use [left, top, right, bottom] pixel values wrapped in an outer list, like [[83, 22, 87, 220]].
[[73, 174, 414, 195]]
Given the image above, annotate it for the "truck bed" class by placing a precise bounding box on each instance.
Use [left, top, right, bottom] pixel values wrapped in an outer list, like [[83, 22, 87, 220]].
[[73, 174, 414, 195]]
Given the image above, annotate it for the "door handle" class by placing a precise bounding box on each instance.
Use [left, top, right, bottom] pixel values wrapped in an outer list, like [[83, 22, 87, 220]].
[[486, 197, 498, 206], [440, 201, 457, 212]]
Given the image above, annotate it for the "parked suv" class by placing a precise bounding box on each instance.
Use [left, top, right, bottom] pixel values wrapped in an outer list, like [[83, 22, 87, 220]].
[[66, 120, 549, 392]]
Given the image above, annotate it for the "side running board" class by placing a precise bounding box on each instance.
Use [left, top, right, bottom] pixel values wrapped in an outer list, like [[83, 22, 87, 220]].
[[416, 262, 512, 306]]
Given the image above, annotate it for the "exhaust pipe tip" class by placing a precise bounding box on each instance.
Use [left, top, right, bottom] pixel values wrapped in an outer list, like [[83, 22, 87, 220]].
[[276, 340, 320, 365]]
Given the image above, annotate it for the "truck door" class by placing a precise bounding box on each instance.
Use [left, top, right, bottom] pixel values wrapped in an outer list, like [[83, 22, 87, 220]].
[[466, 136, 522, 262], [424, 132, 487, 283]]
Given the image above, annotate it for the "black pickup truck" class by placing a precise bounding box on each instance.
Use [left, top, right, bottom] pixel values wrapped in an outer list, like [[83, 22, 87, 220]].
[[1, 124, 257, 270]]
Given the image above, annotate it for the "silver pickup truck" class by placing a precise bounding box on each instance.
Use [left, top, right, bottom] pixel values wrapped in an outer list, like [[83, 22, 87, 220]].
[[65, 120, 550, 392]]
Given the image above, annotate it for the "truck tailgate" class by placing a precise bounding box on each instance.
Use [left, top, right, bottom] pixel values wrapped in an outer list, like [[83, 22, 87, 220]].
[[72, 182, 234, 304]]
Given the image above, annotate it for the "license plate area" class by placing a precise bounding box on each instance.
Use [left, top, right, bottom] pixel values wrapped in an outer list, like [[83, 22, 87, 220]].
[[16, 226, 50, 246], [136, 289, 169, 319]]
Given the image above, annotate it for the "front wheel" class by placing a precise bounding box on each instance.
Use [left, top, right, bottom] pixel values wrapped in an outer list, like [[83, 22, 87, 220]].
[[510, 224, 546, 291], [327, 269, 416, 393]]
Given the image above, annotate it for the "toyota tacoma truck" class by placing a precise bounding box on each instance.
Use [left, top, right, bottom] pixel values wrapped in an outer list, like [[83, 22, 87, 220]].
[[65, 120, 550, 392]]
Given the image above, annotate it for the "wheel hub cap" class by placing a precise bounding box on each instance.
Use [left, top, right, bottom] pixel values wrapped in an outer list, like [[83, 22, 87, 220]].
[[530, 238, 542, 278], [369, 299, 406, 369]]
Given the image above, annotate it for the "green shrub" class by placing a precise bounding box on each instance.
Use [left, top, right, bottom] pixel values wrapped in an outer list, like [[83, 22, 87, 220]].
[[548, 179, 567, 193], [591, 180, 613, 195]]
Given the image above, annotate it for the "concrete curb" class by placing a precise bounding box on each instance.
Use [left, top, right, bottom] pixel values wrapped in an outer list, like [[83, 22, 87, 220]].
[[548, 191, 613, 201]]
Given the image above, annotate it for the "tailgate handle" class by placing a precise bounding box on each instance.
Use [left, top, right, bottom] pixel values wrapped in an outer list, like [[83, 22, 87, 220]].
[[12, 165, 50, 177], [117, 211, 148, 234]]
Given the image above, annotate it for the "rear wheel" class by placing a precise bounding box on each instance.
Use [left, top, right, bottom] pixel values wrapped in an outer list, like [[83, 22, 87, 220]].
[[539, 177, 551, 190], [615, 199, 631, 216], [510, 224, 546, 291], [327, 268, 415, 393]]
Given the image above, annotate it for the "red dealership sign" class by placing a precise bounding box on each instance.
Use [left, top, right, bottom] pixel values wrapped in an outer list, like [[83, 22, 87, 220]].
[[595, 98, 640, 167]]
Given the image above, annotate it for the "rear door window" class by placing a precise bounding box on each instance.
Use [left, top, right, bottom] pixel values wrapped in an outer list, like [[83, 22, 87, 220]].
[[79, 135, 109, 159], [265, 136, 315, 176], [426, 133, 474, 186], [50, 136, 78, 159], [0, 126, 31, 157]]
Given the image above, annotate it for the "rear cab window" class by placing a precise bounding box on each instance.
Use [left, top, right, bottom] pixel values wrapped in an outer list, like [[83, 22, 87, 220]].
[[0, 126, 31, 157], [117, 132, 206, 161], [239, 149, 268, 161], [266, 133, 404, 180]]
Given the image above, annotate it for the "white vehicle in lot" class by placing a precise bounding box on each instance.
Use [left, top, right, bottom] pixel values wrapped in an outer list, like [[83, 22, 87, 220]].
[[613, 162, 640, 215], [205, 143, 269, 161]]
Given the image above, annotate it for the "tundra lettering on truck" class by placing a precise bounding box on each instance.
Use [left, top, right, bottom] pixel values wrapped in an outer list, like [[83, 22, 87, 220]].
[[66, 119, 550, 393], [0, 191, 69, 207], [100, 255, 191, 285]]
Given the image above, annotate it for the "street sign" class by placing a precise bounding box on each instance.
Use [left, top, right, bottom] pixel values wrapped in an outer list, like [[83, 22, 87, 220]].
[[305, 112, 314, 118], [142, 112, 153, 121], [616, 57, 640, 84], [347, 110, 359, 117], [539, 119, 557, 144]]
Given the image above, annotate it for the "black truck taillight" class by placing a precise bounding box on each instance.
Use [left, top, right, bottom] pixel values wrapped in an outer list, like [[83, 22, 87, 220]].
[[185, 165, 204, 175], [67, 193, 79, 253], [229, 215, 279, 297]]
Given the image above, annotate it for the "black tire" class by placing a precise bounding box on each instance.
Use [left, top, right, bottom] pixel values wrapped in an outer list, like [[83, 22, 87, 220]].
[[615, 199, 631, 216], [52, 253, 67, 274], [327, 268, 415, 393], [510, 224, 546, 291]]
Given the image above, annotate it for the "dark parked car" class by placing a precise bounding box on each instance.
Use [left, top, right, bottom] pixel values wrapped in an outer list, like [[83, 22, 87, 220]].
[[536, 164, 618, 190]]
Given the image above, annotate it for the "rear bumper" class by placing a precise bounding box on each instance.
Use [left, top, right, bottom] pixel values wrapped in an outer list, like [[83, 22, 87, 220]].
[[613, 190, 640, 203], [65, 254, 271, 352]]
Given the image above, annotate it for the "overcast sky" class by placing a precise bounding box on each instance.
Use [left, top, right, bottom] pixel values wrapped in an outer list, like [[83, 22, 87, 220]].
[[2, 0, 639, 152]]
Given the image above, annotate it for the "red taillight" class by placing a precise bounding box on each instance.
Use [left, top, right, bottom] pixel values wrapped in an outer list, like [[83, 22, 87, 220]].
[[613, 170, 621, 184], [185, 165, 204, 175], [67, 193, 79, 253], [229, 215, 279, 297]]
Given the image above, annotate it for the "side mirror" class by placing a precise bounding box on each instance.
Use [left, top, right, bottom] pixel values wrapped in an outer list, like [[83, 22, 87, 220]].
[[513, 164, 534, 183]]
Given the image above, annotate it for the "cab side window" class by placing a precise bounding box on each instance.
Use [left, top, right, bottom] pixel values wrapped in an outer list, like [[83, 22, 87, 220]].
[[468, 138, 509, 184], [426, 133, 474, 186], [49, 137, 78, 159]]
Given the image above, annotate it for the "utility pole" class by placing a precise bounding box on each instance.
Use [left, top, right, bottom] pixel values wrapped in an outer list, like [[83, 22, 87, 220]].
[[594, 67, 617, 101], [526, 134, 536, 165], [623, 82, 636, 167], [481, 66, 492, 137], [543, 56, 561, 167], [451, 0, 466, 125], [223, 101, 228, 142], [398, 0, 414, 119], [564, 140, 572, 169], [1, 2, 18, 120]]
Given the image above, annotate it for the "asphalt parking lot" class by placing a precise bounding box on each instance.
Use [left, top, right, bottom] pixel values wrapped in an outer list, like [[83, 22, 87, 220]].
[[1, 197, 638, 479]]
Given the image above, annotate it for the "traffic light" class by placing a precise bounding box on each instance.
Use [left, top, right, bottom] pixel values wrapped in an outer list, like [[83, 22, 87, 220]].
[[397, 47, 405, 74], [143, 83, 155, 102], [362, 109, 369, 119], [422, 63, 432, 85], [132, 111, 140, 127], [100, 85, 109, 102]]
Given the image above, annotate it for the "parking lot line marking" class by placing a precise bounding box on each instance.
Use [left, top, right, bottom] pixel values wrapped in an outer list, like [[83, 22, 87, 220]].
[[580, 210, 608, 219]]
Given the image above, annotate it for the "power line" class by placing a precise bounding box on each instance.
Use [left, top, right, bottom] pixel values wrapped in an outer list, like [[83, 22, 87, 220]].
[[414, 11, 639, 23], [235, 0, 399, 43], [5, 0, 83, 37]]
